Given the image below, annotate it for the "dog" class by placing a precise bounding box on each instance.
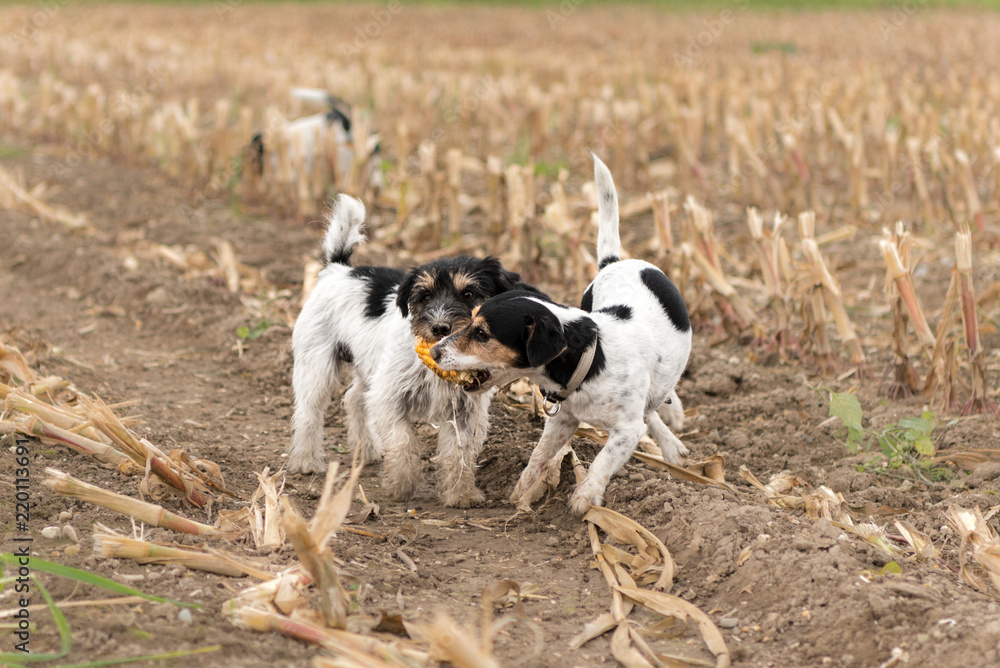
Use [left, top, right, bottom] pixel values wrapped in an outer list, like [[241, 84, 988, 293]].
[[287, 195, 538, 507], [430, 155, 692, 514], [249, 88, 383, 194]]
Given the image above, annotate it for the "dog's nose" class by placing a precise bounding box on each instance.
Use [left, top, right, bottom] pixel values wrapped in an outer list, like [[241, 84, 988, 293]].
[[430, 344, 442, 362], [430, 322, 451, 338]]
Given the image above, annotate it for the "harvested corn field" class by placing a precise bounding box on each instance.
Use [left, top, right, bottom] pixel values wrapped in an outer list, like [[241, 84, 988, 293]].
[[2, 3, 1000, 667]]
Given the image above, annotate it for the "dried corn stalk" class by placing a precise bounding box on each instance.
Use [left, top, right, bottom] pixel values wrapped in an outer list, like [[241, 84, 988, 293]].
[[44, 468, 218, 536], [954, 228, 998, 415], [882, 224, 921, 399], [948, 507, 1000, 594], [748, 208, 796, 358]]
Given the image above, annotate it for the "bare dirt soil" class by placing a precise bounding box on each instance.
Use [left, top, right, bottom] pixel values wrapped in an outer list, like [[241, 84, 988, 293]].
[[3, 132, 1000, 668]]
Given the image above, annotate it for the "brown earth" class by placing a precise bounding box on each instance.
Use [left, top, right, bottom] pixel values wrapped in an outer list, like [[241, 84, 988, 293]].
[[3, 133, 1000, 668]]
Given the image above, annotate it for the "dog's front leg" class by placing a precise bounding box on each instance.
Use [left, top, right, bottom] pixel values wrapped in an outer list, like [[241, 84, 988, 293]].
[[569, 420, 646, 514], [433, 392, 491, 508], [510, 409, 580, 511]]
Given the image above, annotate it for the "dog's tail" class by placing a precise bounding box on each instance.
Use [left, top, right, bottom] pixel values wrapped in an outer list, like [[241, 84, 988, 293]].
[[593, 153, 621, 270], [322, 195, 367, 266]]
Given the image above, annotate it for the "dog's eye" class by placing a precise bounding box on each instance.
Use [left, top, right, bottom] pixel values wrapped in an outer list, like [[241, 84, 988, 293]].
[[461, 289, 474, 300], [474, 327, 490, 342], [421, 294, 431, 303]]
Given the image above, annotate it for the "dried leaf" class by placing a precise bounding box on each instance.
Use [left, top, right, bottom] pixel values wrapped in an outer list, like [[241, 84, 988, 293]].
[[615, 586, 731, 668]]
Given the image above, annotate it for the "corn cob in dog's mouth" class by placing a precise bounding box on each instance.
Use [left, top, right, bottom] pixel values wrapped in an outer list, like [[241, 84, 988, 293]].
[[414, 339, 491, 391]]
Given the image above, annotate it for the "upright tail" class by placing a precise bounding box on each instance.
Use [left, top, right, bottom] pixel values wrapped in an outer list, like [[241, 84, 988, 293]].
[[291, 87, 336, 107], [593, 153, 621, 270], [322, 195, 367, 265]]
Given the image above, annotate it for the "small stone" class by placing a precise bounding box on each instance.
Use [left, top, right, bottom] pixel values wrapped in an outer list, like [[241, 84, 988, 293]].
[[662, 502, 674, 513], [545, 535, 560, 547], [64, 545, 80, 557], [145, 286, 171, 304], [177, 609, 193, 624], [719, 617, 739, 629], [146, 571, 162, 582], [569, 549, 580, 558], [629, 472, 644, 483], [41, 526, 61, 540], [917, 634, 930, 644], [58, 511, 73, 522], [62, 525, 79, 543]]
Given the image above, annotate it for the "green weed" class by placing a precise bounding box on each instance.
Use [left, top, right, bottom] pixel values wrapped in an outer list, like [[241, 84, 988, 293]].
[[237, 319, 272, 341], [827, 391, 952, 482]]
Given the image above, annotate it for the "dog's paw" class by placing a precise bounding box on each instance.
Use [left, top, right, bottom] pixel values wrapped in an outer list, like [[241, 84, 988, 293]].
[[382, 478, 417, 502], [659, 438, 689, 464], [353, 443, 383, 465], [286, 451, 327, 474], [569, 481, 604, 515], [440, 487, 485, 509]]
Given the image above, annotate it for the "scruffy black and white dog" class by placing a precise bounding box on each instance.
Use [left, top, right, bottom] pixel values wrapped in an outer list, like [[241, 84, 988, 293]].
[[430, 155, 692, 514], [287, 195, 537, 507]]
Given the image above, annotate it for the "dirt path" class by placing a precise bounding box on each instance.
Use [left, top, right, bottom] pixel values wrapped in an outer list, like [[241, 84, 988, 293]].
[[3, 145, 1000, 668]]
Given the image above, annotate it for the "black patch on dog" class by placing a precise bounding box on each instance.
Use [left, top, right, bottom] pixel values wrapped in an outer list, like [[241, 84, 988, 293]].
[[598, 255, 620, 270], [544, 317, 606, 389], [326, 106, 352, 135], [598, 304, 632, 320], [335, 344, 353, 364], [640, 267, 690, 332], [249, 132, 265, 177], [580, 285, 594, 312], [350, 266, 406, 319]]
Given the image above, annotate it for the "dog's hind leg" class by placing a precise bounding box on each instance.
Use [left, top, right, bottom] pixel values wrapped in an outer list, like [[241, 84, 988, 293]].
[[570, 419, 646, 514], [656, 389, 685, 433], [647, 408, 688, 464], [344, 379, 380, 463], [287, 341, 341, 474], [433, 392, 490, 508], [510, 409, 581, 510]]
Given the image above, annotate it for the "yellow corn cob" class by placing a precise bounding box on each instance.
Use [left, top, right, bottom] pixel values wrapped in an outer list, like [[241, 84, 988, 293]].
[[415, 339, 475, 385]]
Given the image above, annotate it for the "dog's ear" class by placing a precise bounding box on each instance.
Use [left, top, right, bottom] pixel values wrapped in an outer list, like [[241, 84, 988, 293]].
[[497, 267, 521, 292], [524, 312, 566, 367], [396, 270, 417, 318], [483, 256, 520, 293]]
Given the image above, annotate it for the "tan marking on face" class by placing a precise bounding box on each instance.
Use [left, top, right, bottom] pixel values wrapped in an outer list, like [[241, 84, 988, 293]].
[[451, 271, 476, 293], [452, 315, 521, 368], [413, 272, 436, 295]]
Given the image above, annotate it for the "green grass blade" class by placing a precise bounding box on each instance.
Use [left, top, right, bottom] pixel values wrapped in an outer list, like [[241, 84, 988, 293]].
[[55, 644, 222, 668], [0, 575, 72, 663], [0, 555, 199, 609]]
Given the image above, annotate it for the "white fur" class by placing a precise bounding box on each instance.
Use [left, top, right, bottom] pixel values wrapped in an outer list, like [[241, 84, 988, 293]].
[[287, 196, 492, 507], [260, 89, 383, 193], [322, 195, 366, 262], [435, 155, 692, 514]]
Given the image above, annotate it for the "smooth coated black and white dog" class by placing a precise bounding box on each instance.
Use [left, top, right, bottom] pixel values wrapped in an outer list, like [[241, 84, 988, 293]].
[[430, 155, 692, 514], [287, 195, 536, 507], [250, 88, 383, 193]]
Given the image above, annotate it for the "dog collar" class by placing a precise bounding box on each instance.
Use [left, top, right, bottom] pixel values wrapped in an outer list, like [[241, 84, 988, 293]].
[[541, 340, 597, 414]]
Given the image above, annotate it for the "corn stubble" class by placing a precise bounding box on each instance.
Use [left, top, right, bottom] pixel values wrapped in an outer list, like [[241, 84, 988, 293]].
[[5, 5, 1000, 664], [3, 6, 998, 407]]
